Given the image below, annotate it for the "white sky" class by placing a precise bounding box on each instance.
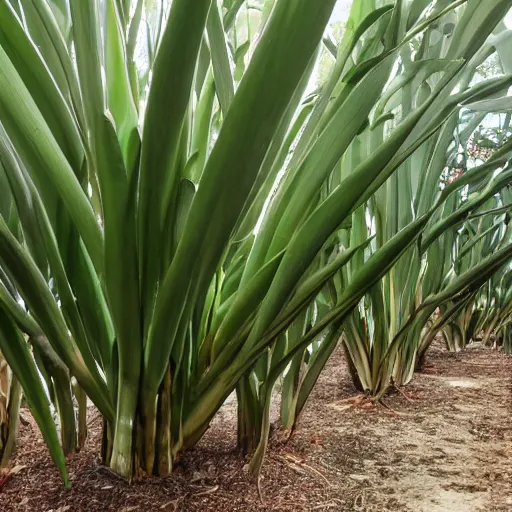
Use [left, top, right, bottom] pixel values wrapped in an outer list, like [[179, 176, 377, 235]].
[[330, 0, 352, 24]]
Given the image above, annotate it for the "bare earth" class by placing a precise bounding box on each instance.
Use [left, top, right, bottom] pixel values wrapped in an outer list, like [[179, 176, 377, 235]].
[[0, 341, 510, 511]]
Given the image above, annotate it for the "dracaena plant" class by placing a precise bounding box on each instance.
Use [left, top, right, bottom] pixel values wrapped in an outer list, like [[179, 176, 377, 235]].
[[0, 0, 381, 481], [0, 0, 511, 485], [416, 190, 512, 360], [410, 88, 512, 363], [480, 267, 512, 352], [436, 201, 512, 357], [232, 0, 512, 475], [276, 0, 512, 409], [269, 5, 512, 447]]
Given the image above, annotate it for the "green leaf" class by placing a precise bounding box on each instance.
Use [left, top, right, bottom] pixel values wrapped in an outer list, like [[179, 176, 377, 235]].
[[0, 308, 68, 485], [207, 0, 235, 115], [137, 0, 211, 330], [0, 45, 104, 274]]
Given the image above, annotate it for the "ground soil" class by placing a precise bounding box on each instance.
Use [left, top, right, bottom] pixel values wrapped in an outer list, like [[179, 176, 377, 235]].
[[0, 341, 510, 511]]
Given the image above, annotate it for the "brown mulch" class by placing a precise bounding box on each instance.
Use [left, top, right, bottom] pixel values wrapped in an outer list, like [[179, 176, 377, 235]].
[[0, 340, 511, 511]]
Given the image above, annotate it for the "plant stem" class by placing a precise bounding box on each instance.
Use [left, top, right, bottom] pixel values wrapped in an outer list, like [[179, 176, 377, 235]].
[[110, 380, 138, 477]]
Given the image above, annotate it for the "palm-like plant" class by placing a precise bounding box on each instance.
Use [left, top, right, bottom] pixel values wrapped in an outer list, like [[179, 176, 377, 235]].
[[273, 5, 512, 442], [300, 0, 512, 400]]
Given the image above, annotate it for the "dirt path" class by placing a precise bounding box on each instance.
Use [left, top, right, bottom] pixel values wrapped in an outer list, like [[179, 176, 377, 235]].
[[0, 342, 510, 511]]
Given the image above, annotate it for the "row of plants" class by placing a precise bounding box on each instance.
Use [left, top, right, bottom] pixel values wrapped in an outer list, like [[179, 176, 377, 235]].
[[0, 0, 511, 485]]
